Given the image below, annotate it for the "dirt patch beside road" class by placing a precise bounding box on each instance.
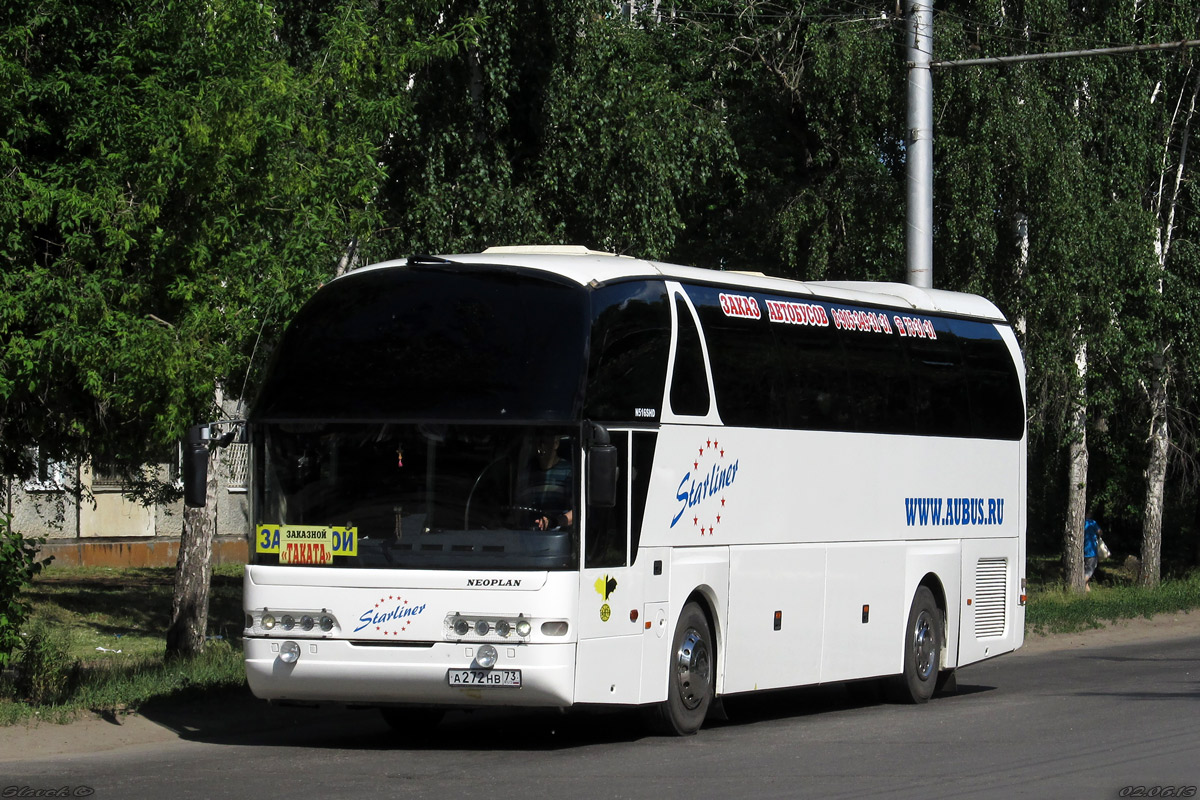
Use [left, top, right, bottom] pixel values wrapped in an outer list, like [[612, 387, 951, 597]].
[[1018, 608, 1200, 655]]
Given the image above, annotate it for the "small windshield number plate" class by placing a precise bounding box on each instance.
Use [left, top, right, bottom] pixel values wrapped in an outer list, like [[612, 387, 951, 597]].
[[447, 669, 522, 688]]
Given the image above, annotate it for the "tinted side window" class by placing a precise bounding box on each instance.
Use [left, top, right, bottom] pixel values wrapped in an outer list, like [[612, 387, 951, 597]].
[[769, 303, 846, 431], [629, 431, 656, 564], [836, 309, 912, 434], [952, 319, 1025, 440], [907, 320, 971, 437], [586, 432, 628, 569], [689, 286, 781, 428], [585, 282, 670, 423], [669, 295, 711, 417]]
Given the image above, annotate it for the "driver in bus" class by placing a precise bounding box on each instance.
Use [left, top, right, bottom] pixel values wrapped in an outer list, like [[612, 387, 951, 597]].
[[520, 433, 575, 531]]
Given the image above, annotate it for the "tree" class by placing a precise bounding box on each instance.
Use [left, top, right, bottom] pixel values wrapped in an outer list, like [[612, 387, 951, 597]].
[[0, 0, 474, 656]]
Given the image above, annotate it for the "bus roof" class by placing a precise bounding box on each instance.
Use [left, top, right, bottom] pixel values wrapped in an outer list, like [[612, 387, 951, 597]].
[[349, 248, 1009, 323]]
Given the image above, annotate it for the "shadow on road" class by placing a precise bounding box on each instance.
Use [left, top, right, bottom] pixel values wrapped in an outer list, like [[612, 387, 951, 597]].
[[134, 679, 997, 752]]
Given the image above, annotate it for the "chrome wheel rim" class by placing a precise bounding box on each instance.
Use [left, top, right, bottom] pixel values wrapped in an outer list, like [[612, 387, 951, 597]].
[[675, 627, 711, 710], [912, 610, 936, 681]]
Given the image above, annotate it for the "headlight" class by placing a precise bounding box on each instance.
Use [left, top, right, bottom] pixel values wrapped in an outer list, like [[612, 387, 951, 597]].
[[279, 641, 301, 664], [444, 613, 539, 642], [247, 609, 338, 637], [476, 644, 498, 669]]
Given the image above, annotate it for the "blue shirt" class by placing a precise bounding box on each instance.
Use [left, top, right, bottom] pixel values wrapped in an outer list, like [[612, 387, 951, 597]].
[[1083, 518, 1100, 559]]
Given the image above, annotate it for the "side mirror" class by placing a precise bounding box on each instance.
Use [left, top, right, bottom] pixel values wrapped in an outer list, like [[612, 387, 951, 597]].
[[586, 423, 619, 508], [182, 424, 210, 508]]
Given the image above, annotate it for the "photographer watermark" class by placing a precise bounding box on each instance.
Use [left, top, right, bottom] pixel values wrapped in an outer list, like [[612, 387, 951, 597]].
[[2, 787, 94, 798]]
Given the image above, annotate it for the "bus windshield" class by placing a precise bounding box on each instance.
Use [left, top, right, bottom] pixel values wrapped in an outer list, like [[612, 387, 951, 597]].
[[253, 266, 589, 422], [254, 423, 579, 570]]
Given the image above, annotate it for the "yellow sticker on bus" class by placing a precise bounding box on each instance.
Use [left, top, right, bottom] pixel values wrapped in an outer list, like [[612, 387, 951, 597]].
[[256, 524, 358, 564]]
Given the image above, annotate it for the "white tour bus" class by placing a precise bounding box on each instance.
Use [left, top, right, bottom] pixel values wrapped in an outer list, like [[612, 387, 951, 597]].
[[187, 245, 1026, 736]]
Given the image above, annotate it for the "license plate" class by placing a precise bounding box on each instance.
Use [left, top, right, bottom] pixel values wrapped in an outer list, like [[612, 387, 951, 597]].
[[447, 669, 522, 687]]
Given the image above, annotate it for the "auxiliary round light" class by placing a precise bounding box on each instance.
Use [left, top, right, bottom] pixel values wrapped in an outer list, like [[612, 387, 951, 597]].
[[474, 619, 491, 636], [281, 614, 296, 631], [495, 619, 512, 638], [319, 616, 334, 632], [515, 619, 532, 637], [261, 614, 277, 630], [279, 641, 301, 664], [300, 615, 315, 631], [454, 618, 470, 637], [476, 644, 498, 669]]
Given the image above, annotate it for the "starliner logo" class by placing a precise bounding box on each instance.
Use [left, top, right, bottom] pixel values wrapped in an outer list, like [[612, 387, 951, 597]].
[[355, 595, 427, 634], [671, 438, 738, 536]]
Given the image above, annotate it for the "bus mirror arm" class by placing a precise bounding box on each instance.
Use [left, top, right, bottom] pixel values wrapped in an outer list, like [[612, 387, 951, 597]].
[[183, 423, 211, 508], [586, 422, 619, 509], [182, 420, 246, 508]]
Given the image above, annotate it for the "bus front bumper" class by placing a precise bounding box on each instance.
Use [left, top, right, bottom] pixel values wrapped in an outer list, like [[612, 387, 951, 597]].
[[244, 638, 577, 707]]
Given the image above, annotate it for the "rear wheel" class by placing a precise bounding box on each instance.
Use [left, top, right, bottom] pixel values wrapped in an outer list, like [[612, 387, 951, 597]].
[[645, 602, 713, 735], [890, 586, 942, 704]]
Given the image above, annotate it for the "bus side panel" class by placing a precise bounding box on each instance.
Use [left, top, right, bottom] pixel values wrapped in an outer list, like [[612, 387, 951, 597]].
[[638, 546, 728, 702], [574, 635, 644, 704], [903, 542, 963, 671], [958, 537, 1022, 666], [722, 544, 826, 694], [820, 542, 906, 681]]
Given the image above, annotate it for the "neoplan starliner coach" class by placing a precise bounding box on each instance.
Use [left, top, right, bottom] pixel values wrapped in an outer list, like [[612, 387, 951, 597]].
[[185, 245, 1027, 736]]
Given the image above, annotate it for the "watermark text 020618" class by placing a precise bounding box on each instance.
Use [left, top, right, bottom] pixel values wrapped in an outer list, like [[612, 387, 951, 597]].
[[1119, 788, 1198, 798], [2, 788, 94, 798]]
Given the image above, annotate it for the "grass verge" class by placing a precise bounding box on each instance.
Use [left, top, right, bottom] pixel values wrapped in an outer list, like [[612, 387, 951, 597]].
[[1025, 556, 1200, 635], [0, 563, 245, 726]]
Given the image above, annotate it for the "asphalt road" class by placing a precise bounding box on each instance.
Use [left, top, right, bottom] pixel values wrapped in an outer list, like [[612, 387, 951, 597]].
[[2, 629, 1197, 800]]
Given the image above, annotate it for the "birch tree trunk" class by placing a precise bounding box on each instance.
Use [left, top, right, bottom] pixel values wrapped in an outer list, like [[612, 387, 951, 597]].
[[1140, 362, 1167, 587], [1142, 68, 1200, 587], [1065, 337, 1088, 593], [166, 445, 217, 658]]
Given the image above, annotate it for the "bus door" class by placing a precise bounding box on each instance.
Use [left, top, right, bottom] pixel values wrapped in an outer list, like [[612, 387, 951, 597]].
[[575, 430, 646, 704]]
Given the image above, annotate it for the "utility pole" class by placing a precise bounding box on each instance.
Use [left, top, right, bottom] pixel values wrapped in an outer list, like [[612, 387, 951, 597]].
[[905, 0, 934, 289], [903, 0, 1200, 292]]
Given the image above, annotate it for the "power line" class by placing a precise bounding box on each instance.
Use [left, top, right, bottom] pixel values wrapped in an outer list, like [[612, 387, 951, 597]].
[[929, 38, 1200, 69]]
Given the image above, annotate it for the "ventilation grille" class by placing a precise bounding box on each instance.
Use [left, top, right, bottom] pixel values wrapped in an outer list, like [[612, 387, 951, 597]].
[[974, 558, 1008, 639]]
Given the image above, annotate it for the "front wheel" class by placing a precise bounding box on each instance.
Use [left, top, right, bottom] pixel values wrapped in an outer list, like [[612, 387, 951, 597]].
[[889, 586, 943, 704], [644, 602, 713, 735]]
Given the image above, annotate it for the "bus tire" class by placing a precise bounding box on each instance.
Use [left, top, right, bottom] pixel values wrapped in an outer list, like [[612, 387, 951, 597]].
[[645, 602, 713, 735], [890, 586, 942, 704]]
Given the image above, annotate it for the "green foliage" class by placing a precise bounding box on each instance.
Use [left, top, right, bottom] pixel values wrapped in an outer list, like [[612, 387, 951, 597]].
[[0, 512, 47, 668], [0, 0, 473, 489], [365, 0, 737, 262], [12, 619, 78, 706], [4, 0, 1200, 568], [1026, 570, 1200, 635], [0, 563, 245, 722]]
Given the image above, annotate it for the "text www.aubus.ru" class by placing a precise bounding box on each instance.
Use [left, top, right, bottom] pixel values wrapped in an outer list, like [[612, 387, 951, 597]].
[[905, 497, 1005, 527]]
